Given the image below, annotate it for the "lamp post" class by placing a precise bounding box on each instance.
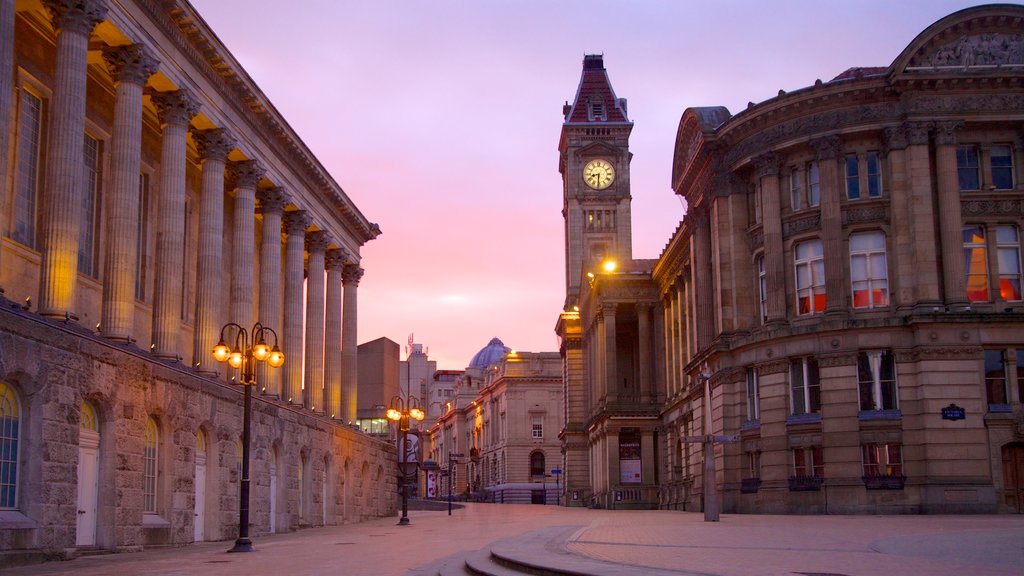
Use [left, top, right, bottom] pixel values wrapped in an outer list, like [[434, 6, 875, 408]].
[[212, 322, 284, 553], [447, 451, 463, 516], [699, 363, 718, 522], [386, 395, 424, 525]]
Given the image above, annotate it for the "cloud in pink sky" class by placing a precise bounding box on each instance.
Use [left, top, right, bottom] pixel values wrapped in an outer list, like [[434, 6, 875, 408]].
[[189, 0, 988, 369]]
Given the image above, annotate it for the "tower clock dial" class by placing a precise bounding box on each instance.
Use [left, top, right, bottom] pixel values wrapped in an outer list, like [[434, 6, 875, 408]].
[[583, 159, 615, 190]]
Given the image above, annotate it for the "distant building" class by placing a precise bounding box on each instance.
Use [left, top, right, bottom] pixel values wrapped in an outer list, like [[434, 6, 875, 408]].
[[357, 337, 400, 435], [400, 337, 436, 412], [557, 4, 1024, 514]]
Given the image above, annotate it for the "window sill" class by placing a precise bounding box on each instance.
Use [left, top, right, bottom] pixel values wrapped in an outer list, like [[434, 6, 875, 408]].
[[788, 475, 823, 491], [740, 420, 761, 432], [988, 403, 1013, 414], [0, 510, 37, 530], [786, 413, 822, 426], [863, 474, 906, 490], [858, 409, 902, 421], [142, 514, 170, 529]]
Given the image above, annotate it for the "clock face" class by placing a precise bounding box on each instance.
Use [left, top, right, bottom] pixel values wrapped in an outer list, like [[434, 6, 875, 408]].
[[583, 159, 615, 190]]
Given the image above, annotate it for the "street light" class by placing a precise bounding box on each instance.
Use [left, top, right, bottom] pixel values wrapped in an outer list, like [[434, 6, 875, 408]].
[[212, 322, 284, 552], [386, 395, 424, 525], [698, 363, 718, 522]]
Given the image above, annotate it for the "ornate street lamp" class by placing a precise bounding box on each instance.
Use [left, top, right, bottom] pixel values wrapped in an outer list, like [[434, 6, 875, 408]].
[[212, 322, 284, 552], [386, 395, 424, 525]]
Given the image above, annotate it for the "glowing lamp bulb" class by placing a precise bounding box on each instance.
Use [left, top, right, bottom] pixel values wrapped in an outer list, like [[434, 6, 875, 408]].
[[252, 339, 270, 361], [228, 349, 244, 369], [212, 340, 231, 363], [386, 408, 402, 421], [602, 260, 617, 273], [267, 346, 284, 368], [410, 407, 425, 421]]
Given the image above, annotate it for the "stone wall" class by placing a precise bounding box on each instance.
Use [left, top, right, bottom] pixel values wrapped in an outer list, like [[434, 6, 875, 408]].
[[0, 302, 396, 558]]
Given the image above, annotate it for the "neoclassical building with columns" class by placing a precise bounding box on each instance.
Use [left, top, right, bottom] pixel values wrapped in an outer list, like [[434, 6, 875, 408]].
[[558, 5, 1024, 514], [0, 0, 393, 561]]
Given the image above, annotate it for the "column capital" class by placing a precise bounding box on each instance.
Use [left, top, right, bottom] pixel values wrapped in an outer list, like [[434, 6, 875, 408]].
[[808, 135, 842, 161], [257, 187, 288, 215], [325, 249, 347, 271], [882, 125, 908, 153], [342, 265, 364, 286], [751, 152, 781, 177], [934, 120, 964, 146], [192, 128, 236, 163], [282, 210, 310, 237], [305, 230, 330, 254], [43, 0, 107, 36], [151, 88, 200, 127], [903, 121, 932, 146], [102, 43, 159, 85], [229, 159, 265, 190]]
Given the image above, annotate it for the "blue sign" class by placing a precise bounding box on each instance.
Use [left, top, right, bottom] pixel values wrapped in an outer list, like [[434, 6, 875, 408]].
[[941, 404, 966, 420], [550, 469, 562, 475]]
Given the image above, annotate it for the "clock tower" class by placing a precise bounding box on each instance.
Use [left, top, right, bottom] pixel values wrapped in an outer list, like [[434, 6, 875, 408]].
[[559, 54, 633, 307]]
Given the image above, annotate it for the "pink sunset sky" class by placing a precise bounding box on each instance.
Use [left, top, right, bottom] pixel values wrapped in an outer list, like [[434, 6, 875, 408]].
[[190, 0, 990, 370]]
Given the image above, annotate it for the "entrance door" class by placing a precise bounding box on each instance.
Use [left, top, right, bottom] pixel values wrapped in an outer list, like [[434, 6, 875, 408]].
[[76, 403, 100, 547], [194, 432, 207, 542], [1002, 442, 1024, 513]]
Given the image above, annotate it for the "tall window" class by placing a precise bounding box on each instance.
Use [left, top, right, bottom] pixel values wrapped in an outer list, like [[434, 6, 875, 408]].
[[795, 239, 826, 315], [745, 368, 760, 421], [529, 451, 545, 477], [746, 451, 761, 480], [792, 446, 823, 478], [807, 161, 821, 207], [13, 89, 43, 248], [866, 152, 882, 197], [997, 225, 1022, 301], [957, 145, 981, 190], [845, 154, 860, 199], [144, 417, 158, 513], [790, 357, 820, 415], [862, 443, 902, 477], [1017, 351, 1024, 406], [991, 145, 1014, 190], [0, 384, 20, 509], [964, 226, 989, 302], [850, 231, 889, 308], [984, 350, 1008, 406], [790, 168, 803, 210], [136, 174, 150, 301], [756, 255, 767, 323], [531, 415, 543, 439], [79, 134, 100, 277], [858, 350, 898, 411]]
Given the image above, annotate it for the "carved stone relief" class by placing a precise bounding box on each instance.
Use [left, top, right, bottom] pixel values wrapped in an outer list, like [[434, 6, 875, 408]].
[[918, 33, 1024, 68]]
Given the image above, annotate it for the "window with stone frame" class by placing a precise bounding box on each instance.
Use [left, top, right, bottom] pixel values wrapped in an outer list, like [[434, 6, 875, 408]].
[[795, 239, 826, 315], [845, 154, 861, 199], [850, 231, 889, 309], [789, 167, 803, 211], [963, 226, 989, 302], [807, 161, 821, 207], [745, 368, 760, 421], [857, 350, 898, 411], [742, 450, 762, 493], [997, 225, 1022, 302], [862, 443, 903, 477], [13, 88, 43, 249], [756, 255, 767, 324], [991, 144, 1015, 190], [790, 357, 821, 415], [957, 145, 981, 190], [529, 451, 545, 477], [791, 446, 824, 487], [984, 350, 1009, 407], [0, 383, 20, 509], [1017, 350, 1024, 405], [144, 417, 159, 513], [866, 152, 883, 197], [531, 415, 543, 439], [78, 133, 101, 277]]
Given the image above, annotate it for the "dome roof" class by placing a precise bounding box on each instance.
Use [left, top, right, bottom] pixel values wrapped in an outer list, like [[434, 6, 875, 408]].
[[468, 337, 510, 369]]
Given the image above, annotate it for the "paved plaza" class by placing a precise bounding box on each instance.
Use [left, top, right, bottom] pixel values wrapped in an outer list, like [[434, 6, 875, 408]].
[[2, 504, 1022, 576]]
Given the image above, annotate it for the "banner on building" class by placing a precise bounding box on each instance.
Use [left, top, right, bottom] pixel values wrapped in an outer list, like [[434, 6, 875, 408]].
[[619, 428, 641, 484]]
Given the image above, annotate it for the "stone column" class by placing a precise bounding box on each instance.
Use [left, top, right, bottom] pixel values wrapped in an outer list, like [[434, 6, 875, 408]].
[[691, 207, 715, 349], [255, 187, 287, 394], [37, 0, 108, 318], [99, 44, 158, 342], [752, 153, 786, 325], [303, 231, 329, 411], [341, 263, 363, 426], [905, 122, 941, 306], [602, 303, 617, 401], [150, 89, 199, 358], [190, 128, 235, 373], [281, 211, 309, 404], [883, 126, 913, 312], [637, 302, 651, 401], [809, 135, 847, 316], [324, 249, 344, 419], [935, 121, 968, 306], [228, 160, 264, 332], [0, 0, 14, 293]]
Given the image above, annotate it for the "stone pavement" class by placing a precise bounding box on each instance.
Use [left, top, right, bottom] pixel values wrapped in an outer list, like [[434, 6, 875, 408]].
[[2, 504, 1022, 576]]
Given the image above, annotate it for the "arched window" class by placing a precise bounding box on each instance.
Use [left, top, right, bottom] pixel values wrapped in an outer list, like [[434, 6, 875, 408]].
[[529, 451, 545, 478], [298, 453, 306, 520], [144, 417, 159, 513], [1, 383, 21, 509]]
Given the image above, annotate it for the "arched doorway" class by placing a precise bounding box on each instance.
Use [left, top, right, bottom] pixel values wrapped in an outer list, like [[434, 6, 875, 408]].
[[76, 402, 100, 546], [194, 430, 207, 542], [1002, 442, 1024, 513]]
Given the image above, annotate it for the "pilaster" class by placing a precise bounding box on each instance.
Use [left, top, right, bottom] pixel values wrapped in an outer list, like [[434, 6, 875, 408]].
[[752, 153, 786, 325], [935, 121, 968, 306], [0, 0, 15, 293], [809, 135, 847, 317]]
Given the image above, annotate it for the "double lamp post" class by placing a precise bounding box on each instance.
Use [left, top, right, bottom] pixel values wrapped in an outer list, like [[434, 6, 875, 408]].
[[212, 322, 284, 553], [386, 395, 424, 525]]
